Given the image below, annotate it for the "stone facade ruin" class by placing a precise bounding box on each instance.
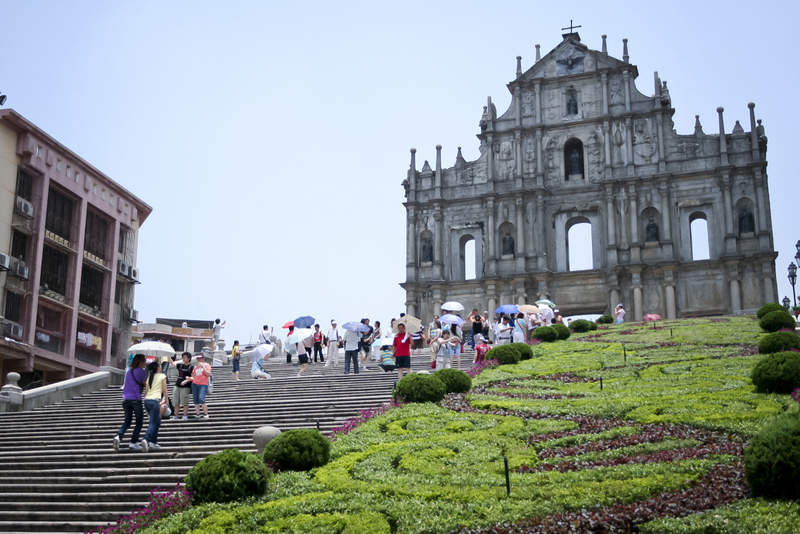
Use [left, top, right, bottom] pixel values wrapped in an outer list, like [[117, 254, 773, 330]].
[[401, 32, 777, 324]]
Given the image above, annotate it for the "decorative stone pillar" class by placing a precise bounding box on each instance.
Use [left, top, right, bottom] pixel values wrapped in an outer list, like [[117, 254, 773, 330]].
[[728, 264, 742, 313], [659, 180, 673, 260], [754, 171, 768, 233], [761, 262, 775, 305], [605, 188, 616, 246], [433, 208, 443, 279], [721, 175, 737, 254], [535, 130, 543, 174], [631, 269, 643, 321], [608, 273, 620, 314], [514, 87, 521, 127], [629, 184, 640, 262], [618, 189, 628, 249], [526, 201, 535, 261], [406, 291, 417, 318], [534, 83, 541, 124], [663, 270, 676, 319], [515, 196, 525, 273], [486, 198, 497, 275], [717, 107, 728, 166], [623, 69, 631, 111], [408, 148, 417, 203], [515, 131, 523, 188], [536, 194, 547, 271], [486, 134, 495, 186], [601, 73, 609, 115], [655, 113, 666, 173], [603, 121, 612, 171], [406, 206, 417, 281], [434, 145, 442, 199], [624, 118, 634, 175], [748, 102, 760, 160]]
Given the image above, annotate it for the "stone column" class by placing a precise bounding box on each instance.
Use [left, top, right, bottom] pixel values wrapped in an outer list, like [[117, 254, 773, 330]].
[[536, 194, 547, 270], [721, 175, 737, 254], [748, 102, 759, 160], [535, 130, 543, 174], [623, 70, 631, 112], [406, 206, 417, 281], [515, 196, 525, 272], [486, 134, 494, 182], [755, 172, 767, 232], [434, 145, 442, 199], [728, 264, 742, 313], [659, 180, 673, 259], [408, 148, 417, 203], [603, 121, 612, 170], [487, 296, 496, 340], [433, 208, 443, 275], [655, 113, 666, 173], [534, 83, 541, 124], [406, 291, 416, 318], [608, 273, 620, 315], [605, 188, 616, 246], [515, 87, 521, 127], [624, 118, 634, 175], [601, 73, 609, 115], [629, 184, 640, 262], [618, 189, 628, 249], [665, 285, 676, 319], [486, 199, 497, 275], [717, 107, 728, 166], [515, 131, 523, 187], [632, 270, 643, 321], [762, 262, 775, 304]]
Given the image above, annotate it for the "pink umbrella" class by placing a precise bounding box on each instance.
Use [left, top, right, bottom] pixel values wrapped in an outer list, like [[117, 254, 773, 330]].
[[643, 314, 662, 321]]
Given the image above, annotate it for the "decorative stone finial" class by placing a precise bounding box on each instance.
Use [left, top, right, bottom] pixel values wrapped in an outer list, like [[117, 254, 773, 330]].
[[535, 44, 541, 62], [253, 426, 281, 456], [601, 35, 607, 54], [516, 56, 522, 77], [622, 38, 629, 63], [748, 102, 755, 110], [717, 107, 728, 164], [5, 373, 20, 389], [694, 115, 705, 137]]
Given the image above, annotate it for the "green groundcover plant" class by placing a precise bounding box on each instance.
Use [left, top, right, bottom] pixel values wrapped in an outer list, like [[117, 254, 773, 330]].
[[136, 316, 800, 534]]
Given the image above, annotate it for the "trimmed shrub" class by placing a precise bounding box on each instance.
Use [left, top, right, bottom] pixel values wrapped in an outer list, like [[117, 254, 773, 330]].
[[263, 429, 330, 472], [186, 448, 270, 504], [395, 373, 447, 403], [759, 310, 797, 333], [744, 410, 800, 499], [589, 321, 598, 331], [751, 351, 800, 394], [569, 319, 594, 333], [434, 368, 472, 393], [486, 344, 521, 365], [531, 326, 558, 343], [551, 324, 571, 340], [757, 302, 787, 319], [758, 331, 800, 354], [509, 342, 534, 360], [597, 314, 614, 324]]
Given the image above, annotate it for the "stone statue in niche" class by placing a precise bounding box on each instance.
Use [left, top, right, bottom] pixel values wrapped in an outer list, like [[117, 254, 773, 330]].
[[587, 128, 605, 182], [502, 232, 515, 255], [522, 90, 534, 117], [421, 237, 433, 262], [569, 149, 583, 175], [739, 205, 755, 234], [566, 94, 578, 116], [612, 123, 627, 165], [645, 217, 660, 242]]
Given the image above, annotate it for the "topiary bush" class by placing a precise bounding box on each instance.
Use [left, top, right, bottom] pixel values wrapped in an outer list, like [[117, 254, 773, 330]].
[[759, 310, 797, 333], [509, 342, 534, 360], [486, 344, 521, 365], [185, 448, 270, 504], [551, 324, 570, 340], [751, 351, 800, 394], [569, 319, 594, 333], [744, 410, 800, 499], [263, 429, 330, 472], [531, 326, 558, 343], [598, 314, 614, 324], [589, 321, 598, 331], [758, 331, 800, 354], [433, 368, 472, 393], [757, 302, 787, 319], [395, 373, 447, 403]]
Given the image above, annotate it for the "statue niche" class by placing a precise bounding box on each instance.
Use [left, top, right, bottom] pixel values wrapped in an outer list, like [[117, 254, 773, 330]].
[[645, 217, 660, 243], [421, 236, 433, 262], [566, 93, 578, 116], [738, 203, 755, 234], [502, 231, 515, 256], [563, 138, 584, 180]]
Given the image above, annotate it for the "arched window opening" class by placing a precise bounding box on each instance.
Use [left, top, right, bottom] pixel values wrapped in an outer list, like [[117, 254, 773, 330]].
[[563, 138, 584, 181], [567, 217, 593, 271], [463, 239, 476, 280], [689, 213, 710, 261]]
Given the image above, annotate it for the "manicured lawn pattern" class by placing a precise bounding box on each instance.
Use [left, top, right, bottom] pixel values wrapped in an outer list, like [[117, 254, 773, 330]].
[[141, 317, 800, 534]]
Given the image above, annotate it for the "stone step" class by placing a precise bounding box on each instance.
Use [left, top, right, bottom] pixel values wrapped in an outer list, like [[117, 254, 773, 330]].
[[0, 492, 151, 503], [0, 520, 115, 533]]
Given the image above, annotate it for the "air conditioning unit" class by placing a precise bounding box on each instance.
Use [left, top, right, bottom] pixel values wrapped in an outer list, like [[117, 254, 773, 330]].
[[130, 267, 140, 283], [13, 261, 29, 281], [0, 252, 10, 271], [1, 320, 23, 339], [129, 309, 139, 322], [117, 260, 129, 277], [15, 197, 34, 218]]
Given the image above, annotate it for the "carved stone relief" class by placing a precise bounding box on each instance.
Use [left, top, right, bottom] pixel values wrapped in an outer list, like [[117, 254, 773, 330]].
[[523, 136, 536, 175], [612, 122, 627, 165], [586, 127, 605, 182], [555, 47, 585, 76], [543, 135, 560, 183], [581, 81, 601, 118], [521, 90, 534, 117], [633, 118, 657, 164], [609, 75, 624, 110], [494, 140, 515, 181], [546, 89, 560, 121]]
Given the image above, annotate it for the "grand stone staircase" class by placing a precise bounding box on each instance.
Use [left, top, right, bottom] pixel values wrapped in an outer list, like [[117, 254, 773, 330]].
[[0, 354, 470, 533]]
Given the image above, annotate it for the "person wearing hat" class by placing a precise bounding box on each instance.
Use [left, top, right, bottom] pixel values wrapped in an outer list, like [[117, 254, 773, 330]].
[[191, 353, 212, 419], [473, 334, 490, 363], [326, 320, 341, 368], [615, 303, 626, 324], [496, 316, 513, 345]]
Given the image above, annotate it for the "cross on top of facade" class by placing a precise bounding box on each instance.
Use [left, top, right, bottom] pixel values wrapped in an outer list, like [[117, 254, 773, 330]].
[[561, 20, 581, 33]]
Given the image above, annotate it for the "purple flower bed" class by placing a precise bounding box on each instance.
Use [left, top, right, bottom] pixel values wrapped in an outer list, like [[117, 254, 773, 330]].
[[87, 484, 191, 534], [329, 399, 406, 441], [465, 358, 500, 378]]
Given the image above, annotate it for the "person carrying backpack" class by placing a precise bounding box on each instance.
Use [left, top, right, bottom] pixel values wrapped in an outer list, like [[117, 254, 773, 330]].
[[113, 354, 147, 451]]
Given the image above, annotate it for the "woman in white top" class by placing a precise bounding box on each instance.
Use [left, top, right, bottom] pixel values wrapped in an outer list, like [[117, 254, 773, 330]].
[[142, 361, 167, 452]]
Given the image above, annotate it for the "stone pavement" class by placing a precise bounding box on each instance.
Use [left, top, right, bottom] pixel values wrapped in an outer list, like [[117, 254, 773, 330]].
[[0, 351, 473, 533]]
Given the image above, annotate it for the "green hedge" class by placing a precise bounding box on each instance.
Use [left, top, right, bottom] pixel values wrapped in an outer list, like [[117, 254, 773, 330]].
[[532, 326, 558, 342], [186, 448, 270, 504], [757, 302, 787, 319], [751, 351, 800, 394], [759, 310, 796, 333], [551, 324, 571, 340], [598, 314, 614, 324], [508, 342, 534, 360], [433, 368, 472, 393], [395, 373, 446, 403], [263, 429, 330, 472], [486, 344, 521, 365], [744, 410, 800, 499], [570, 319, 595, 333], [758, 331, 800, 354]]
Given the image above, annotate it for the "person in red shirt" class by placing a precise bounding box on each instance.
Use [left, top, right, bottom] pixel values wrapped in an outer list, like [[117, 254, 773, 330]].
[[392, 323, 412, 380], [473, 334, 490, 363], [312, 324, 325, 363]]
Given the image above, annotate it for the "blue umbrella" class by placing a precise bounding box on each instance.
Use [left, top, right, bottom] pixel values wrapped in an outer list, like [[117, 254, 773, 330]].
[[495, 304, 519, 315], [293, 316, 315, 328], [342, 321, 370, 333]]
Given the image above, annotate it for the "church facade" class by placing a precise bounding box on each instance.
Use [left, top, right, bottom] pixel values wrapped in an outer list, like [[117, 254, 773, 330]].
[[401, 32, 777, 323]]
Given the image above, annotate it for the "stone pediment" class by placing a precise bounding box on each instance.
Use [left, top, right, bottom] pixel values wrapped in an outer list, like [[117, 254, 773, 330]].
[[519, 33, 628, 81]]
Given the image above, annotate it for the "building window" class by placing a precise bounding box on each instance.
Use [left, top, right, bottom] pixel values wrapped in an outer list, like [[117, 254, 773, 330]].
[[11, 230, 28, 263], [15, 167, 34, 202], [41, 245, 69, 296], [45, 187, 74, 242], [75, 171, 80, 183], [4, 290, 23, 323], [36, 146, 42, 158], [56, 159, 62, 171], [118, 225, 135, 264], [66, 165, 71, 178], [84, 210, 109, 260], [566, 217, 593, 271], [459, 235, 477, 280], [79, 264, 104, 309], [689, 212, 710, 260]]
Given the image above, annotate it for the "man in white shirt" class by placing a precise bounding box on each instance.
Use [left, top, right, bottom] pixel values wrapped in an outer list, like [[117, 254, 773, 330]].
[[258, 325, 272, 345], [496, 316, 513, 345], [211, 319, 226, 350], [342, 327, 361, 375], [326, 321, 340, 368]]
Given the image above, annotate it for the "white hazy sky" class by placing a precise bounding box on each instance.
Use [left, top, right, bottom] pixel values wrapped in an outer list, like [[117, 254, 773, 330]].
[[1, 1, 798, 344]]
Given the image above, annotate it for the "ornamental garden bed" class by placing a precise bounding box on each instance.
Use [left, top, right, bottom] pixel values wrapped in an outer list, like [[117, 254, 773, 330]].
[[131, 317, 799, 534]]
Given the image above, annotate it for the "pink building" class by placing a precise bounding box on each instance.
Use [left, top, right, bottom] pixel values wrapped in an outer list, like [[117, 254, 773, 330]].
[[0, 109, 152, 387]]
